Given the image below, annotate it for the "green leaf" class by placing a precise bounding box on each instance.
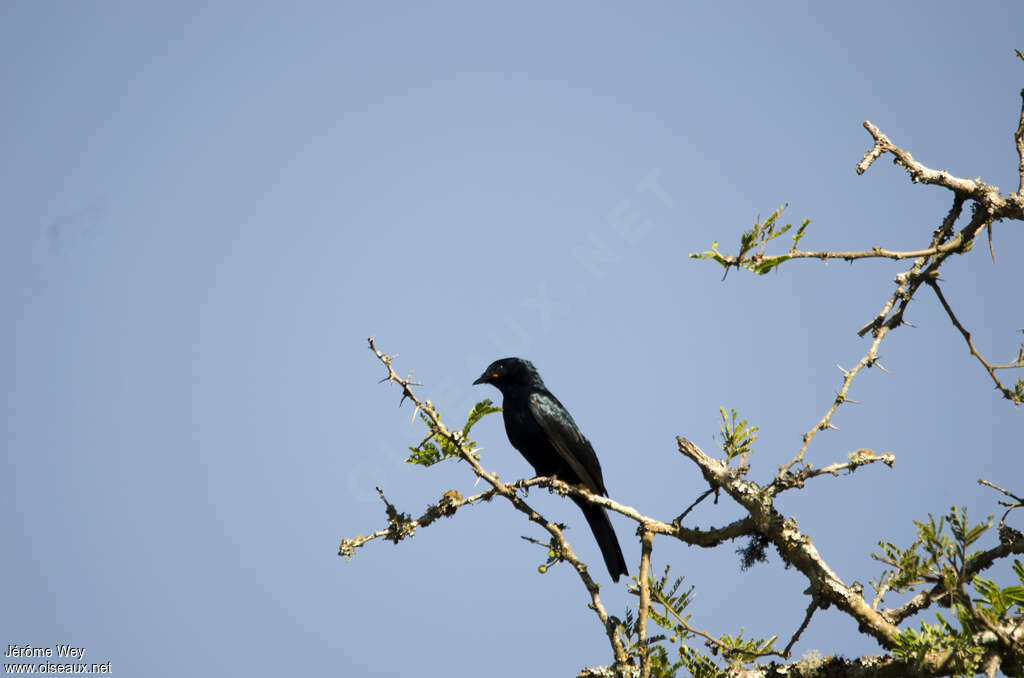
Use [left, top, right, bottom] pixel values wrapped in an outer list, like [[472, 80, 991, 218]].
[[404, 400, 501, 467], [689, 205, 811, 276], [463, 399, 501, 437], [717, 407, 759, 463], [752, 255, 791, 275]]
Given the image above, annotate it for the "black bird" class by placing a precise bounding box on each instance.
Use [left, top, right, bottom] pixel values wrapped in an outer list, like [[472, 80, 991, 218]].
[[473, 358, 629, 582]]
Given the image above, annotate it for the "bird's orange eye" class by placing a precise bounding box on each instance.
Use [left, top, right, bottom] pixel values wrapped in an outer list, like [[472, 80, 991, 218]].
[[491, 373, 499, 378]]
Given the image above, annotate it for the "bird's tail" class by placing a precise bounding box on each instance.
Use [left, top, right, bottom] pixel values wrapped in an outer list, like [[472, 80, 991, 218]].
[[573, 498, 629, 582]]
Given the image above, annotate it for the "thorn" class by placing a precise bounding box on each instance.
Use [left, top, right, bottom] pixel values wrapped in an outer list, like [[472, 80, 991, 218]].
[[835, 363, 849, 376], [875, 362, 890, 374], [828, 423, 840, 431]]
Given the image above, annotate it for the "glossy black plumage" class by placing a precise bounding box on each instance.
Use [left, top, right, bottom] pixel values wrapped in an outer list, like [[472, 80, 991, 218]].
[[473, 358, 629, 582]]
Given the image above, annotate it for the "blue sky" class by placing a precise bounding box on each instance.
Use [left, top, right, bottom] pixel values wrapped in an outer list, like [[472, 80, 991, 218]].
[[3, 2, 1023, 676]]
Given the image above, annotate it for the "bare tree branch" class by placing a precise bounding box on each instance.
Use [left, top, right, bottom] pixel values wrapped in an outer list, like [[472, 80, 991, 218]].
[[772, 449, 895, 493], [927, 279, 1024, 402], [781, 598, 820, 659], [856, 120, 1022, 221], [777, 330, 888, 477]]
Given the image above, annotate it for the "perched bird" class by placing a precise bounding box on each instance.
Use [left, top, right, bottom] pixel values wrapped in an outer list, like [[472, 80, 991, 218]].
[[473, 358, 629, 582]]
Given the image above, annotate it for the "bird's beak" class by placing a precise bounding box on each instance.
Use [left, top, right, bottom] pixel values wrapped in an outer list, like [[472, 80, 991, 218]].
[[472, 374, 487, 385]]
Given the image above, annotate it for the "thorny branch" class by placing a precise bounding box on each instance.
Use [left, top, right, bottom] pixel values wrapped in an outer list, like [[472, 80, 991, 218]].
[[348, 342, 907, 672], [717, 238, 972, 268], [927, 279, 1024, 401], [348, 341, 1022, 677], [363, 338, 630, 674], [775, 107, 1024, 480], [348, 92, 1024, 678], [978, 478, 1024, 525]]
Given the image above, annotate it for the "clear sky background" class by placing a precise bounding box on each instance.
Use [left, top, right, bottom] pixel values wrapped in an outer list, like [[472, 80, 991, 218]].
[[3, 2, 1023, 676]]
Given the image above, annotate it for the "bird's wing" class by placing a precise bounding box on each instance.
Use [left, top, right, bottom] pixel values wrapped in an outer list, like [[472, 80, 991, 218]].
[[528, 392, 607, 495]]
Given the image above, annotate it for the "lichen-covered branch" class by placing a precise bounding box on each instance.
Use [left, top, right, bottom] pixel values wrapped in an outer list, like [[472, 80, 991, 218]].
[[772, 449, 895, 493], [340, 486, 504, 558], [678, 437, 902, 647], [637, 529, 654, 678], [856, 120, 1024, 221]]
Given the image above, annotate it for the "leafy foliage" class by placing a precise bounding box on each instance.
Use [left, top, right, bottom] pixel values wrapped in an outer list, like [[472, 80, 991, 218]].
[[689, 204, 811, 276], [717, 407, 759, 466], [715, 630, 779, 666], [617, 565, 779, 677], [615, 606, 684, 678], [405, 399, 500, 466], [889, 610, 986, 676], [874, 507, 992, 596], [872, 507, 1024, 674], [617, 565, 692, 678]]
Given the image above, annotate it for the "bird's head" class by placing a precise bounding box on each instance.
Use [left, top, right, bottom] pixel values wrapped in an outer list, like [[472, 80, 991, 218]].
[[472, 357, 543, 390]]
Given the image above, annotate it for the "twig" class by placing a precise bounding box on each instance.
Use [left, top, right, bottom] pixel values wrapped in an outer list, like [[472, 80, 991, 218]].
[[718, 238, 968, 270], [1016, 88, 1024, 195], [978, 478, 1024, 525], [782, 598, 820, 658], [339, 486, 502, 557], [528, 475, 759, 547], [978, 478, 1024, 505], [930, 193, 967, 249], [648, 578, 785, 662], [772, 449, 895, 494], [778, 330, 888, 476], [673, 488, 716, 526], [927, 280, 1024, 403]]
